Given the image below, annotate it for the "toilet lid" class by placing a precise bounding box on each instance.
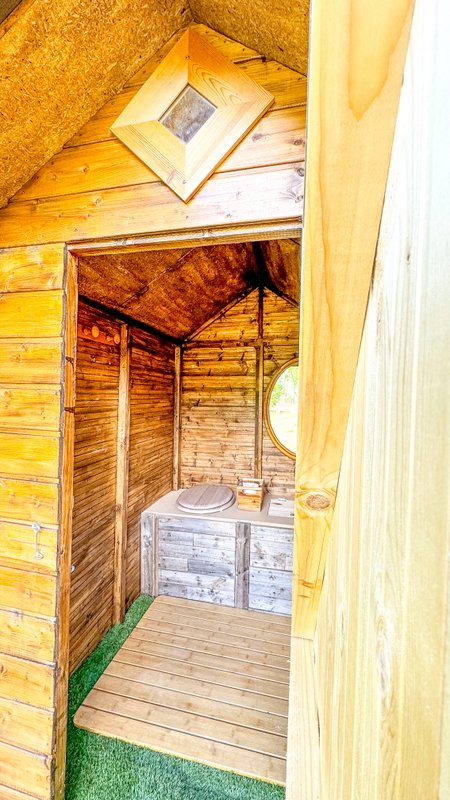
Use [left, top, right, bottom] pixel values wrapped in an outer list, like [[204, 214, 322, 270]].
[[177, 484, 235, 514]]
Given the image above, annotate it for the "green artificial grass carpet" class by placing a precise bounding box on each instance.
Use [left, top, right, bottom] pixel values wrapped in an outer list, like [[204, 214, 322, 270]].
[[66, 595, 286, 800]]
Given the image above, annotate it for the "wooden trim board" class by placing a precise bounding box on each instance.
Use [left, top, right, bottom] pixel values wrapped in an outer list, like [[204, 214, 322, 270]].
[[74, 596, 291, 785]]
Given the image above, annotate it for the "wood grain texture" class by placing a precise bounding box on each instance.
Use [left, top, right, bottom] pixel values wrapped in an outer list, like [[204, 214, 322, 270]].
[[0, 244, 65, 800], [126, 328, 175, 608], [315, 1, 450, 796], [54, 249, 77, 799], [181, 289, 298, 492], [292, 0, 415, 641], [110, 28, 274, 201], [69, 302, 121, 672], [1, 25, 305, 251], [75, 596, 289, 785], [78, 243, 258, 339], [0, 165, 304, 250], [113, 324, 131, 624]]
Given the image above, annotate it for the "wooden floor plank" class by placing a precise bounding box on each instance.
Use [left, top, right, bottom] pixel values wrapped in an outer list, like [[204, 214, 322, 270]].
[[151, 599, 292, 635], [82, 688, 287, 757], [95, 673, 288, 735], [136, 618, 290, 656], [128, 625, 289, 670], [147, 605, 291, 645], [124, 633, 290, 682], [74, 706, 286, 785], [114, 649, 289, 698], [105, 660, 288, 715], [75, 598, 290, 784], [155, 594, 292, 628]]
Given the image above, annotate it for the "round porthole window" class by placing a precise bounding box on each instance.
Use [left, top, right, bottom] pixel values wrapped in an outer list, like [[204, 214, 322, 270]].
[[264, 358, 298, 460]]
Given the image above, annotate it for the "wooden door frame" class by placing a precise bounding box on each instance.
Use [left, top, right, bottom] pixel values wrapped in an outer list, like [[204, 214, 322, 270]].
[[56, 217, 302, 798]]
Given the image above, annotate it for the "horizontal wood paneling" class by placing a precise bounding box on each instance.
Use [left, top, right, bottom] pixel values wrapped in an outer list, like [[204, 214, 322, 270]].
[[0, 740, 51, 799], [0, 566, 56, 617], [0, 341, 64, 385], [0, 608, 55, 663], [0, 165, 304, 249], [0, 478, 59, 525], [0, 652, 54, 708], [0, 244, 64, 292], [0, 697, 53, 754], [182, 289, 298, 492], [0, 244, 65, 799], [70, 302, 121, 672], [0, 292, 63, 338], [0, 433, 60, 480], [0, 387, 61, 431], [126, 328, 175, 608], [16, 108, 305, 203]]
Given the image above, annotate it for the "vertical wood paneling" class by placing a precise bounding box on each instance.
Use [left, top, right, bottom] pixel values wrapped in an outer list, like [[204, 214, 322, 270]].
[[126, 328, 175, 608], [315, 0, 450, 795]]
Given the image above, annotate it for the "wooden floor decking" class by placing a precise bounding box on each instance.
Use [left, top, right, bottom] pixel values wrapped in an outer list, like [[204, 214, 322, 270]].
[[74, 595, 291, 784]]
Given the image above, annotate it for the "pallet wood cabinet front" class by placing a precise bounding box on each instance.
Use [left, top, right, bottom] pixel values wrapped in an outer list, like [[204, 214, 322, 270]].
[[141, 510, 293, 615]]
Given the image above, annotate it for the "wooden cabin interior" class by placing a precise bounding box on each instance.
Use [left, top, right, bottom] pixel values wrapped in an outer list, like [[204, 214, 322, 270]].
[[0, 0, 449, 799]]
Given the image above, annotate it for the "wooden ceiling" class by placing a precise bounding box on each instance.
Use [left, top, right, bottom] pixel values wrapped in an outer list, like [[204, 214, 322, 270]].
[[0, 2, 309, 208], [78, 239, 299, 339]]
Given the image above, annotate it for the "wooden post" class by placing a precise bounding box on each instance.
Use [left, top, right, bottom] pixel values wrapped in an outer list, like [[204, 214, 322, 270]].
[[234, 522, 250, 609], [173, 345, 182, 490], [291, 0, 416, 642], [254, 286, 264, 478], [140, 512, 153, 595], [286, 0, 415, 797], [54, 249, 77, 800], [113, 323, 130, 624]]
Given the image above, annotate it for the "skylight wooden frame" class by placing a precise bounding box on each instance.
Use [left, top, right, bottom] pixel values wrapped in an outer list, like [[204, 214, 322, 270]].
[[110, 28, 274, 202]]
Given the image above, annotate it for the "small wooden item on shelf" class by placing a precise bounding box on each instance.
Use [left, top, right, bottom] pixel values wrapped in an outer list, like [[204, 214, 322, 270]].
[[237, 477, 266, 511]]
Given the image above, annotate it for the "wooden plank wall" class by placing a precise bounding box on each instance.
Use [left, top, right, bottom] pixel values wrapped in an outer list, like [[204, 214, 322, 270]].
[[126, 327, 175, 608], [70, 304, 175, 670], [0, 243, 69, 800], [70, 303, 121, 672], [0, 23, 306, 250], [0, 22, 304, 798], [181, 288, 298, 492], [315, 0, 450, 795]]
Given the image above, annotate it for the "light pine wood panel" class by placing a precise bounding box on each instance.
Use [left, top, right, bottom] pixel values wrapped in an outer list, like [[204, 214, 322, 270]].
[[291, 0, 415, 641], [75, 596, 289, 785], [15, 110, 305, 203], [0, 244, 64, 292], [0, 244, 66, 800], [0, 292, 63, 338], [64, 59, 306, 149], [0, 432, 60, 479], [0, 387, 61, 431], [0, 341, 63, 384], [0, 165, 304, 249], [0, 608, 55, 663], [262, 291, 298, 495], [0, 741, 51, 800], [0, 566, 56, 617], [315, 1, 450, 797], [0, 697, 53, 754], [0, 478, 59, 525], [0, 652, 54, 708]]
